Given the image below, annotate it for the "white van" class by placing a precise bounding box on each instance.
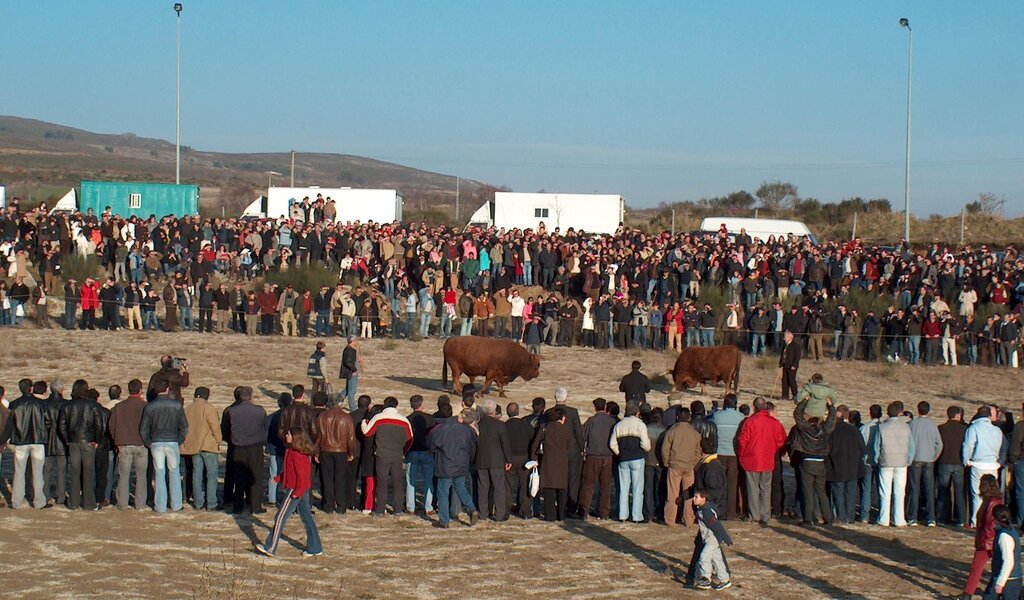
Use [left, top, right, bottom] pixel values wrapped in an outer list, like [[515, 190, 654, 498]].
[[699, 216, 818, 245]]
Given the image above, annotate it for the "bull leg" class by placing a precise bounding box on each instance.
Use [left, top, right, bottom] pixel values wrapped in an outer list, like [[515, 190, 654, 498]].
[[480, 375, 494, 395], [496, 377, 509, 398], [452, 368, 464, 394], [700, 382, 706, 396]]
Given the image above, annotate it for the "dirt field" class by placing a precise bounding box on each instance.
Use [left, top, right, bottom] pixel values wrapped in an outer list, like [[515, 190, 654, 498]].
[[1, 329, 1021, 599]]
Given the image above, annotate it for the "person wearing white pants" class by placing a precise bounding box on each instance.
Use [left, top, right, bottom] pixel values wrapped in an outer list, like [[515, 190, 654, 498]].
[[962, 406, 1007, 527], [872, 401, 915, 527]]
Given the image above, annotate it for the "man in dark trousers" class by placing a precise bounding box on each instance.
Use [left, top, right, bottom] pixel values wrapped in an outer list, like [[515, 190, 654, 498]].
[[340, 336, 363, 412], [504, 402, 534, 518], [221, 386, 267, 515], [619, 360, 652, 405], [779, 331, 801, 401], [58, 385, 105, 511], [549, 387, 585, 515], [475, 399, 512, 521], [361, 396, 413, 515], [579, 397, 616, 520]]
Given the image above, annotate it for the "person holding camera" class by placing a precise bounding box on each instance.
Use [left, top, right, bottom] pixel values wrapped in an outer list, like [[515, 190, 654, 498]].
[[148, 355, 190, 403]]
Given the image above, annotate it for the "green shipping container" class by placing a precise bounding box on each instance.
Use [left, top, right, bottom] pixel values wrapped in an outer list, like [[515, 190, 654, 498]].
[[79, 181, 200, 217]]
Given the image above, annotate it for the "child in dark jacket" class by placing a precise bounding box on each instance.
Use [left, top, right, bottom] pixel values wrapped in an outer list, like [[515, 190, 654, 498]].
[[691, 488, 733, 591], [256, 429, 323, 557], [694, 438, 727, 510]]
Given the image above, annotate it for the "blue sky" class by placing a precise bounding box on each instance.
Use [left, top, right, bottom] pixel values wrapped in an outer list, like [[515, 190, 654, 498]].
[[4, 2, 1022, 214]]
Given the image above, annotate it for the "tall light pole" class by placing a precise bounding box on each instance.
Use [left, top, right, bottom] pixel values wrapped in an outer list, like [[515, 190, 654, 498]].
[[899, 17, 912, 245], [174, 3, 183, 185], [265, 171, 282, 188]]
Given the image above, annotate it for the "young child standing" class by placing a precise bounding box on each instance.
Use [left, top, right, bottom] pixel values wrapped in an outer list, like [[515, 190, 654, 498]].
[[256, 429, 323, 558], [692, 488, 733, 591]]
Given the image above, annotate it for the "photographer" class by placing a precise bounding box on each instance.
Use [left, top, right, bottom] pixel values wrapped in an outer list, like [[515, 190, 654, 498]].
[[148, 355, 190, 403]]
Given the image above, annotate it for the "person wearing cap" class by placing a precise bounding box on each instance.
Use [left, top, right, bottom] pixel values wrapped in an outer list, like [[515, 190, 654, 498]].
[[313, 285, 332, 337], [182, 387, 222, 510], [63, 278, 80, 330], [307, 341, 329, 396]]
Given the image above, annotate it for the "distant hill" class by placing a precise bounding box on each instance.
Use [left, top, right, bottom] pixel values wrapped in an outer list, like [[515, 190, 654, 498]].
[[0, 115, 491, 219]]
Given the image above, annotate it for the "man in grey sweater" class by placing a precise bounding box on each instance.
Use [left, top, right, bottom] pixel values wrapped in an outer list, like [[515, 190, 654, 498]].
[[872, 401, 915, 527], [906, 401, 943, 526], [579, 398, 616, 520]]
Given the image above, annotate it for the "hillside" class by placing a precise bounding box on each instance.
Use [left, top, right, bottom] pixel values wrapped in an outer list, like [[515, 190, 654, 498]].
[[0, 115, 489, 219]]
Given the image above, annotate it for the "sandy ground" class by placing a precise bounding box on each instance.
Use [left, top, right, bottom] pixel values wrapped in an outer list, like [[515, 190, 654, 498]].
[[0, 328, 1021, 599]]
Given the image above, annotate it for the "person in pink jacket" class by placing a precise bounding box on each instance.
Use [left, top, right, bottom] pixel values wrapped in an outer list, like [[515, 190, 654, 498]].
[[737, 397, 787, 525]]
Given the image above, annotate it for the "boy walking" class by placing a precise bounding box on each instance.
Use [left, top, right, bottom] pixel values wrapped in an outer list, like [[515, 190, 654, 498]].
[[690, 488, 733, 591]]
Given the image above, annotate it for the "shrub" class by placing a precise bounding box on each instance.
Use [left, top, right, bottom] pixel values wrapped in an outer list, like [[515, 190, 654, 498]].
[[60, 254, 107, 283], [264, 264, 339, 293]]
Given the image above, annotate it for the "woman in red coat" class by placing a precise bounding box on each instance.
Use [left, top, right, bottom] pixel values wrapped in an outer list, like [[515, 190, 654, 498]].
[[963, 474, 1004, 597], [80, 277, 100, 330]]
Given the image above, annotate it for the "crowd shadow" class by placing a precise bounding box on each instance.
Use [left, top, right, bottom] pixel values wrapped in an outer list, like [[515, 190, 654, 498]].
[[773, 525, 962, 595], [730, 546, 868, 599], [561, 520, 686, 580], [384, 375, 443, 391]]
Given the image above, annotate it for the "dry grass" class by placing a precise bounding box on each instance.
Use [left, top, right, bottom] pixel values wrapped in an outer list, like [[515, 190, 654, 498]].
[[0, 329, 1020, 599]]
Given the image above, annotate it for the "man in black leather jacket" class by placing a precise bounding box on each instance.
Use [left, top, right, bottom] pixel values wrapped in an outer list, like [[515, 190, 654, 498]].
[[58, 386, 105, 510], [0, 379, 51, 509]]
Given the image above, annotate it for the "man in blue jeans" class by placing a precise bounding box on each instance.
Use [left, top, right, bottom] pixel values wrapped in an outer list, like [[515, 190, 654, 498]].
[[858, 404, 882, 523], [610, 401, 651, 523], [405, 395, 436, 514], [139, 379, 189, 513], [428, 408, 480, 528], [936, 406, 968, 526], [340, 336, 362, 412], [1009, 402, 1024, 526], [906, 401, 943, 526]]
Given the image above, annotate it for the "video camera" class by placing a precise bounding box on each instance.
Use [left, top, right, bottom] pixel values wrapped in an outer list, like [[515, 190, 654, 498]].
[[171, 357, 188, 370]]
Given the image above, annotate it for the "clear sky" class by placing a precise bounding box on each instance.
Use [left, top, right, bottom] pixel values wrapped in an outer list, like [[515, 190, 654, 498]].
[[4, 2, 1022, 214]]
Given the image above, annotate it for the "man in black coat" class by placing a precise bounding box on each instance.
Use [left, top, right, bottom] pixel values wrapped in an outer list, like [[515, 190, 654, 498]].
[[504, 402, 535, 518], [779, 331, 801, 401], [825, 404, 866, 524], [619, 361, 652, 405], [548, 387, 585, 515], [58, 386, 106, 510], [475, 399, 511, 521]]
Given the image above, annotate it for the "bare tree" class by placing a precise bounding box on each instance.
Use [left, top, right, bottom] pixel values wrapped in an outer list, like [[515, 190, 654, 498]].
[[755, 181, 799, 214], [965, 192, 1006, 216]]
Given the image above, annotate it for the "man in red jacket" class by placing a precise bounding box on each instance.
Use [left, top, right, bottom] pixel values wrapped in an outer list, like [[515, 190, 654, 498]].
[[80, 277, 100, 330], [737, 396, 787, 525]]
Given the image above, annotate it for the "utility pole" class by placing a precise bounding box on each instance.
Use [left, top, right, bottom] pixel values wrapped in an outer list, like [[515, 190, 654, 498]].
[[671, 208, 676, 235], [174, 3, 183, 185], [290, 150, 295, 186], [455, 176, 460, 224], [960, 208, 966, 244], [852, 212, 858, 240], [900, 18, 913, 244]]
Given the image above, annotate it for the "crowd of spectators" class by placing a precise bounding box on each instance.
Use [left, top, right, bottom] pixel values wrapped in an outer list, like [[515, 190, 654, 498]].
[[1, 196, 1021, 366]]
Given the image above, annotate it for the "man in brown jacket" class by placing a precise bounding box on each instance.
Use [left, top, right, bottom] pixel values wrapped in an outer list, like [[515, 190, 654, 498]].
[[315, 393, 357, 513], [661, 407, 702, 526], [474, 294, 495, 337], [182, 387, 222, 510], [107, 379, 148, 509], [492, 290, 512, 339]]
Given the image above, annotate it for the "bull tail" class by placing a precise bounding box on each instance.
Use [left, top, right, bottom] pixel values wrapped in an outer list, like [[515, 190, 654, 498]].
[[442, 353, 449, 387]]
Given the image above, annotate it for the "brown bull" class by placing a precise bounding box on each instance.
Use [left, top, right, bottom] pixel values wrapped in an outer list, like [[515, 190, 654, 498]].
[[670, 345, 741, 396], [442, 336, 540, 397]]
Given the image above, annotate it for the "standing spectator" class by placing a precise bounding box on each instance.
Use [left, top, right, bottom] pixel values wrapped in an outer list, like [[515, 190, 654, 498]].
[[428, 408, 479, 528], [361, 397, 413, 516], [791, 400, 837, 526], [859, 404, 883, 523], [579, 398, 615, 520], [505, 402, 535, 519], [662, 407, 702, 527], [694, 438, 727, 512], [981, 505, 1021, 600], [643, 407, 667, 523], [610, 400, 651, 523], [531, 406, 572, 522], [340, 336, 363, 412], [404, 395, 436, 515], [44, 381, 68, 507], [263, 394, 290, 506], [307, 341, 329, 396], [907, 401, 943, 527], [937, 405, 968, 527], [222, 386, 267, 515], [139, 379, 189, 513], [0, 380, 50, 509], [59, 381, 105, 511], [711, 394, 745, 521], [107, 379, 148, 510], [550, 387, 585, 516], [256, 429, 323, 557], [1009, 402, 1024, 528], [737, 397, 787, 525], [873, 401, 914, 527], [779, 331, 801, 401], [475, 399, 511, 521], [618, 360, 651, 405], [316, 395, 357, 514], [964, 406, 1008, 527], [181, 387, 222, 511], [962, 474, 1004, 599], [826, 404, 866, 525]]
